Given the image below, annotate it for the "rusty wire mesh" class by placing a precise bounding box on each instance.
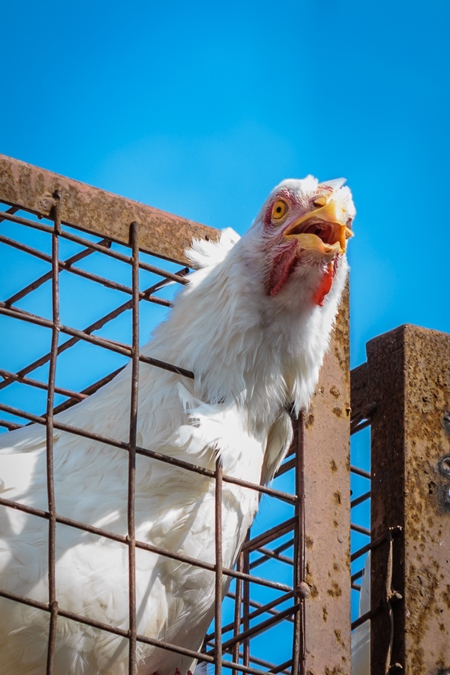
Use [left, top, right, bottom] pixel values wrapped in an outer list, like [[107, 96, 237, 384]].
[[0, 167, 313, 675], [349, 361, 403, 672], [349, 327, 450, 673], [349, 385, 372, 634]]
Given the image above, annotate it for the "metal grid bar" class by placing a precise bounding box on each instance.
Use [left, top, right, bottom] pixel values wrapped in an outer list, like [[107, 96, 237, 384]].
[[0, 257, 189, 411], [1, 234, 111, 306], [215, 459, 223, 675], [0, 584, 272, 675], [242, 545, 250, 670], [209, 590, 296, 643], [291, 413, 306, 675], [0, 305, 195, 380], [127, 221, 140, 673], [0, 208, 191, 283], [0, 403, 297, 507], [232, 553, 243, 673], [0, 493, 292, 594], [45, 191, 61, 672]]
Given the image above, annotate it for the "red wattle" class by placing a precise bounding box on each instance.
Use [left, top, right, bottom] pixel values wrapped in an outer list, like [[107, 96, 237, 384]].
[[313, 263, 335, 307]]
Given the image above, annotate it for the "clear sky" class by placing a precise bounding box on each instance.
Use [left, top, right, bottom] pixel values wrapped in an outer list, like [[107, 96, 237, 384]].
[[2, 0, 449, 366], [1, 0, 449, 654]]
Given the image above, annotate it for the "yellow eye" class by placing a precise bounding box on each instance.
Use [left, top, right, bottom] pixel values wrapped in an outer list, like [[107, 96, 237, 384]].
[[272, 199, 288, 221]]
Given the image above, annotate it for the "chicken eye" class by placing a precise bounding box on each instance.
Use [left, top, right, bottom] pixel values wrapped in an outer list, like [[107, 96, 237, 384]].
[[272, 199, 288, 221]]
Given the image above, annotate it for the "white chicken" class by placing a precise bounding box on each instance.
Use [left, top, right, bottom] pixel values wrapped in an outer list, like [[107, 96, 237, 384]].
[[0, 176, 355, 675]]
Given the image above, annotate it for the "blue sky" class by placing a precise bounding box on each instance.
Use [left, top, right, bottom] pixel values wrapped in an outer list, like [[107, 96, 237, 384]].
[[2, 0, 449, 367], [1, 0, 448, 653]]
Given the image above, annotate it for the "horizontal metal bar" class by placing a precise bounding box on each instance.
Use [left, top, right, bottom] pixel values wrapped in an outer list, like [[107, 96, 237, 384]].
[[0, 368, 87, 403], [0, 589, 210, 672], [351, 419, 371, 435], [0, 495, 292, 593], [351, 523, 371, 537], [350, 491, 371, 509], [0, 264, 188, 398], [249, 541, 294, 570], [0, 584, 285, 675], [266, 658, 293, 674], [351, 604, 383, 631], [52, 367, 124, 415], [350, 402, 377, 423], [0, 403, 297, 505], [0, 304, 195, 379], [351, 568, 364, 584], [0, 418, 22, 430], [207, 603, 300, 655], [273, 456, 296, 478], [226, 651, 289, 675], [206, 590, 295, 641], [350, 465, 371, 480], [351, 542, 374, 563], [350, 526, 402, 562], [0, 205, 18, 221], [0, 208, 191, 283], [0, 232, 174, 309], [3, 236, 112, 307], [242, 517, 296, 552]]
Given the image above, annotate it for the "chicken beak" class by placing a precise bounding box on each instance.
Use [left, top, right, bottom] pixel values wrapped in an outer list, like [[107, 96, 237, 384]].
[[284, 201, 354, 255]]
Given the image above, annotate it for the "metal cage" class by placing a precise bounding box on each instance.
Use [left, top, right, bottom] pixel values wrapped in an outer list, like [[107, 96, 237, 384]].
[[0, 154, 354, 675]]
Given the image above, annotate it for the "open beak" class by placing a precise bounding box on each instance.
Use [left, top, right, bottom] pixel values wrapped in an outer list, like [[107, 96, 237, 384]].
[[283, 201, 354, 256]]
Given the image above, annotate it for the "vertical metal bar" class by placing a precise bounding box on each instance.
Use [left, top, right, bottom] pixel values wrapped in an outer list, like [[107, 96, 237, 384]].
[[291, 412, 306, 675], [242, 538, 250, 669], [46, 191, 61, 674], [232, 552, 244, 674], [215, 458, 223, 675], [128, 221, 140, 674]]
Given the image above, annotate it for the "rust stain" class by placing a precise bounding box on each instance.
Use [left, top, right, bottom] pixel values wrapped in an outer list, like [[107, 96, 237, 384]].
[[326, 582, 342, 598], [442, 585, 450, 609], [305, 412, 315, 428], [334, 629, 346, 648]]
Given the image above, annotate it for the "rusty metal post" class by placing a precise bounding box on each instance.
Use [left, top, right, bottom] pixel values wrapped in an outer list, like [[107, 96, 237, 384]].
[[297, 291, 352, 673], [0, 154, 218, 264], [368, 324, 450, 673]]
